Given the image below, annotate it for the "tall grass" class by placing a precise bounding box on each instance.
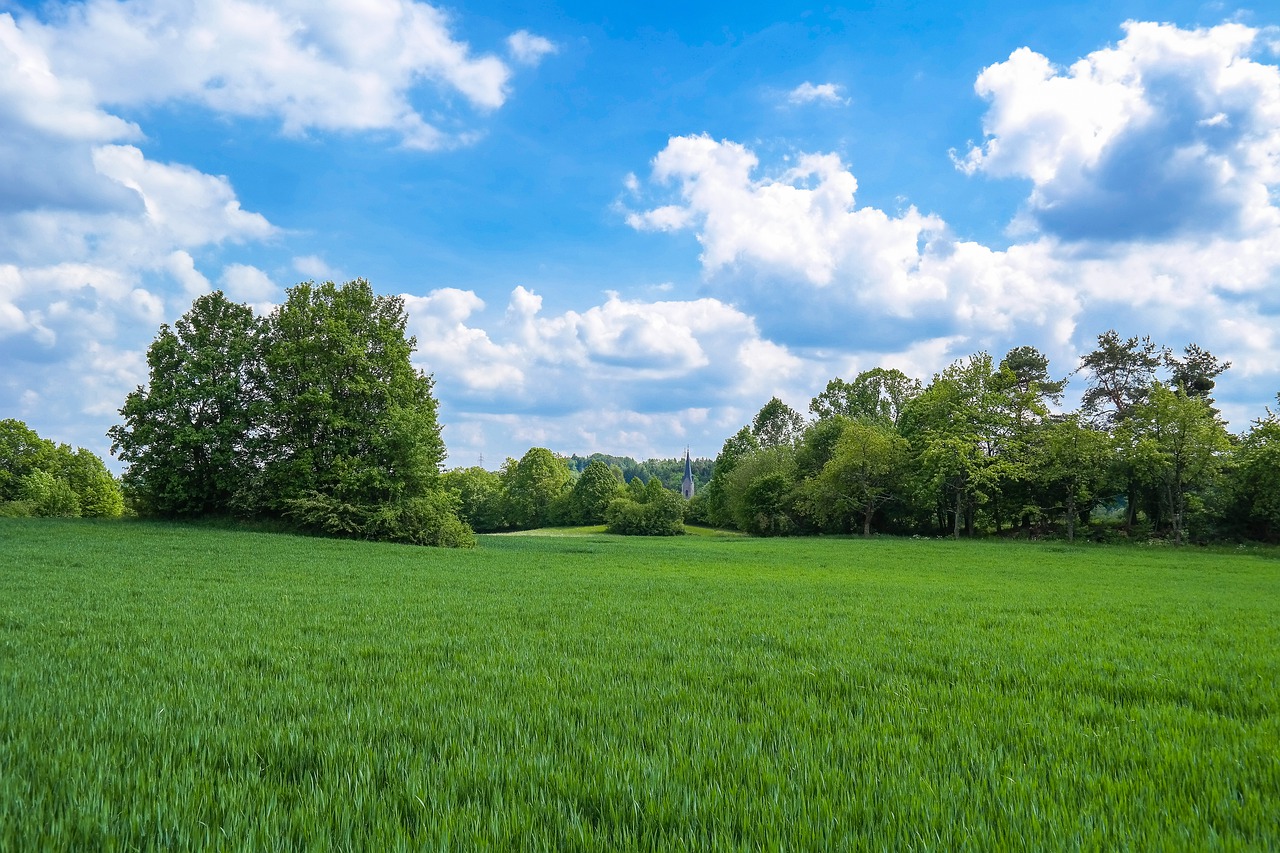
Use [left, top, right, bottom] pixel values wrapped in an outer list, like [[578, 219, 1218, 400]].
[[2, 519, 1277, 849]]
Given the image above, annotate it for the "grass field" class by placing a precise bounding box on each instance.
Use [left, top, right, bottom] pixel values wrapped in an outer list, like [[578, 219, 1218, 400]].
[[2, 519, 1278, 850]]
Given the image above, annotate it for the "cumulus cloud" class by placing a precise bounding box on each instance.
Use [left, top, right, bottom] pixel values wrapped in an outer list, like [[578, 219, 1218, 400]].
[[786, 81, 849, 106], [1, 0, 544, 462], [20, 0, 544, 149], [403, 286, 812, 462], [625, 92, 1280, 423], [404, 286, 804, 418], [956, 21, 1280, 242]]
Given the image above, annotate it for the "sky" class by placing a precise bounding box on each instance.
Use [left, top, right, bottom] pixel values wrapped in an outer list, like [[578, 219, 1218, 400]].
[[2, 0, 1279, 470]]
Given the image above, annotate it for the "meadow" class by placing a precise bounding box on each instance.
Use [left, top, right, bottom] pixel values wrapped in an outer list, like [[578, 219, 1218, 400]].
[[1, 519, 1277, 850]]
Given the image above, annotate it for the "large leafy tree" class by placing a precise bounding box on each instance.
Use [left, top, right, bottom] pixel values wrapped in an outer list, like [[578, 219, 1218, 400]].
[[0, 419, 56, 502], [1038, 415, 1113, 541], [569, 459, 622, 525], [501, 447, 573, 529], [259, 280, 445, 516], [809, 368, 921, 427], [1121, 383, 1231, 544], [109, 291, 262, 516], [111, 280, 470, 545], [752, 397, 806, 449], [902, 354, 1018, 537], [803, 420, 910, 535]]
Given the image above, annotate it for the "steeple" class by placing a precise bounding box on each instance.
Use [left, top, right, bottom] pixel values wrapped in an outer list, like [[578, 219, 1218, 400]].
[[681, 447, 695, 500]]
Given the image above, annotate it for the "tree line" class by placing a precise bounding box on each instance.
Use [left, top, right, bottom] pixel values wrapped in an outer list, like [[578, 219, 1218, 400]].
[[0, 419, 124, 518], [13, 279, 1279, 547], [689, 335, 1280, 543], [443, 449, 688, 535]]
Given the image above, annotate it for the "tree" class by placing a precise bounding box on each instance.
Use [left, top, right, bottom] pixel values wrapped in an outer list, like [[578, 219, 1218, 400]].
[[501, 447, 573, 529], [901, 354, 1015, 538], [1122, 383, 1231, 544], [1, 420, 123, 518], [109, 291, 262, 516], [752, 397, 805, 448], [0, 419, 56, 502], [259, 281, 447, 522], [809, 368, 921, 427], [604, 475, 685, 536], [1228, 402, 1280, 540], [58, 447, 126, 518], [442, 466, 506, 532], [804, 420, 909, 535], [703, 426, 761, 528], [569, 459, 623, 525], [1166, 343, 1230, 404], [1038, 416, 1113, 541], [723, 447, 799, 536], [1078, 330, 1167, 427]]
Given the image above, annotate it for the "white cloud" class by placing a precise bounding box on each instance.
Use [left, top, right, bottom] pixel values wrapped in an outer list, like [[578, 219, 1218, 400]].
[[786, 81, 849, 106], [293, 255, 339, 281], [219, 263, 278, 305], [507, 30, 557, 66], [624, 108, 1280, 426], [956, 21, 1280, 241], [22, 0, 526, 149], [629, 135, 945, 291], [92, 145, 276, 248]]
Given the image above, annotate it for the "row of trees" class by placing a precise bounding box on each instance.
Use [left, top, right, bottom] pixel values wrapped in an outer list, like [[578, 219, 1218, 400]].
[[444, 448, 686, 535], [0, 419, 124, 518], [694, 334, 1280, 543], [109, 283, 473, 546]]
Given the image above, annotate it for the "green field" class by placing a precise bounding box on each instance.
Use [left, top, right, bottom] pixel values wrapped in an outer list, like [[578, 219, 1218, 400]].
[[2, 520, 1277, 850]]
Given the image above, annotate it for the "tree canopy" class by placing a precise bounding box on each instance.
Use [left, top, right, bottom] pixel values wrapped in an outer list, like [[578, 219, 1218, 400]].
[[109, 282, 471, 547]]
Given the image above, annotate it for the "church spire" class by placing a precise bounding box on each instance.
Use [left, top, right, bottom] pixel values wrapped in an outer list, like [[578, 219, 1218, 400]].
[[681, 447, 695, 500]]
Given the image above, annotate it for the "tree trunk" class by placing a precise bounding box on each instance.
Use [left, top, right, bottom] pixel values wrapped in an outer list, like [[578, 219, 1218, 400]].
[[863, 506, 873, 537], [1066, 492, 1076, 543], [953, 488, 962, 540]]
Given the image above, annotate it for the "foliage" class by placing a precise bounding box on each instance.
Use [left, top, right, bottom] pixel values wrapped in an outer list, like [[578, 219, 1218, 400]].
[[751, 397, 805, 449], [724, 447, 799, 536], [1228, 408, 1280, 541], [1121, 384, 1231, 544], [109, 291, 262, 516], [501, 447, 573, 530], [568, 459, 623, 525], [109, 282, 469, 546], [1078, 330, 1168, 426], [0, 419, 123, 518], [259, 280, 445, 515], [3, 520, 1278, 850], [604, 479, 685, 535], [1037, 415, 1113, 541], [809, 368, 920, 426], [802, 420, 910, 535], [442, 466, 506, 532], [700, 333, 1262, 544]]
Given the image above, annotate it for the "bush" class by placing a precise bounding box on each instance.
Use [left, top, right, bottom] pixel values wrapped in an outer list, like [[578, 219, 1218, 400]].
[[605, 491, 684, 536], [0, 500, 36, 518], [282, 490, 476, 548]]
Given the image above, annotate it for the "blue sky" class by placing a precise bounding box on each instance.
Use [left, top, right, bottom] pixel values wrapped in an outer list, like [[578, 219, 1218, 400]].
[[2, 0, 1279, 469]]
